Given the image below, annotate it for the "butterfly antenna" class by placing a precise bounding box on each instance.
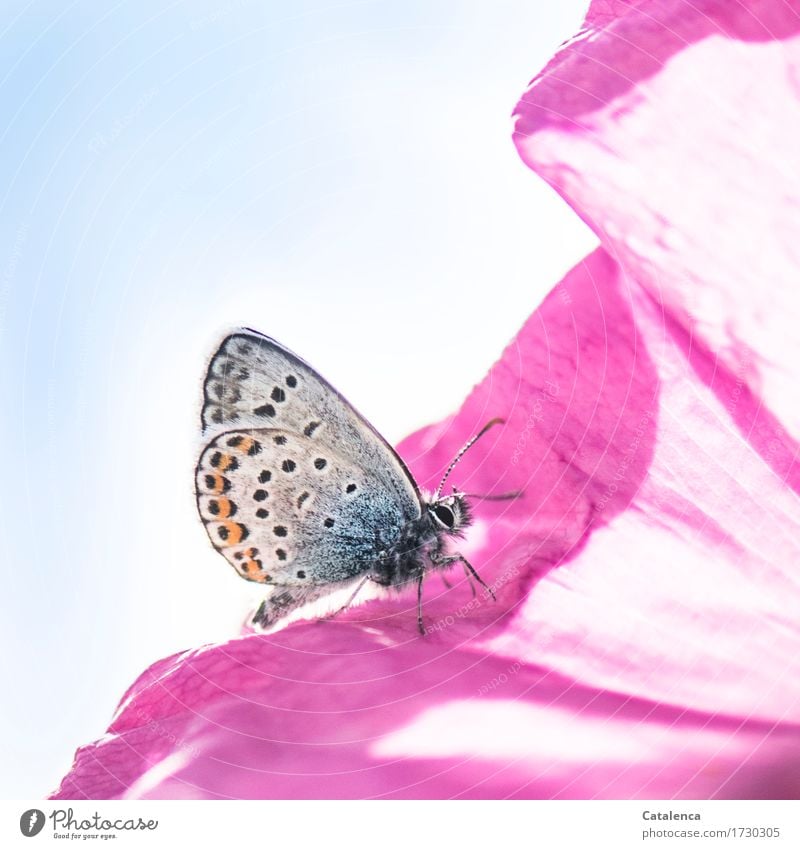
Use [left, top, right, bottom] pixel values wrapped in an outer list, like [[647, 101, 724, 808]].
[[435, 417, 505, 499]]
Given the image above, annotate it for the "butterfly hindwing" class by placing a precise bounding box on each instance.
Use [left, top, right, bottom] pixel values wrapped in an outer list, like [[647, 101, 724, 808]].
[[201, 329, 421, 524], [196, 426, 414, 586]]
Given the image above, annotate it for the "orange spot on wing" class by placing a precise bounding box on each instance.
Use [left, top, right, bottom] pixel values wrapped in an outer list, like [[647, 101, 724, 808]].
[[217, 454, 237, 472], [227, 552, 269, 583], [215, 497, 234, 518], [205, 474, 229, 494], [217, 521, 247, 545], [242, 559, 268, 582]]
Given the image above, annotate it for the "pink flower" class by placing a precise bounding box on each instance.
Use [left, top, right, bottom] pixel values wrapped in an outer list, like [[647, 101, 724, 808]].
[[51, 0, 800, 799]]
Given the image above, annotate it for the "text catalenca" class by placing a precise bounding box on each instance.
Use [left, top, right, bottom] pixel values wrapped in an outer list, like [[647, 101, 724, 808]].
[[642, 811, 701, 821]]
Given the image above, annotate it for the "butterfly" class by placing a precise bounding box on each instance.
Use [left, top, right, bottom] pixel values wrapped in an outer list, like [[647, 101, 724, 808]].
[[195, 328, 504, 633]]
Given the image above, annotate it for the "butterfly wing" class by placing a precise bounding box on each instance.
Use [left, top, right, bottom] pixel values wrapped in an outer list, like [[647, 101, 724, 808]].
[[196, 427, 415, 585], [202, 329, 420, 517], [196, 329, 422, 589]]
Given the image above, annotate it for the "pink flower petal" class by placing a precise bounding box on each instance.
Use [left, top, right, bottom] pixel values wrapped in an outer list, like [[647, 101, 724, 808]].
[[506, 0, 800, 721], [515, 0, 800, 449], [51, 0, 800, 799]]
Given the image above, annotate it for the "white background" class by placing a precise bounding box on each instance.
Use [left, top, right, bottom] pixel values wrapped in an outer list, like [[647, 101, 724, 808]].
[[0, 0, 596, 798]]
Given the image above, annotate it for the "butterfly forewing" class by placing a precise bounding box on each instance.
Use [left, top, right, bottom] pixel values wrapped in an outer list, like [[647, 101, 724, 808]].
[[197, 330, 422, 592], [201, 330, 420, 520]]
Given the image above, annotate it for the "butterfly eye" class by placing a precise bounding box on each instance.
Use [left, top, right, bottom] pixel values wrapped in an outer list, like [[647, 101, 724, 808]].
[[432, 504, 456, 529]]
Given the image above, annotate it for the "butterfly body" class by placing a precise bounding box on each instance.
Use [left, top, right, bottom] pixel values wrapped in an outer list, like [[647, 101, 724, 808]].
[[195, 329, 486, 632]]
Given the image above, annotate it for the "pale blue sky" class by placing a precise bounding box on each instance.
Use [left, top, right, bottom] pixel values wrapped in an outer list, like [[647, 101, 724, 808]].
[[0, 0, 595, 798]]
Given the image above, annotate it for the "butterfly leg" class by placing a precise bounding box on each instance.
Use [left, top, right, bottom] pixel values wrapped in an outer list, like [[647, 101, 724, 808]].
[[323, 574, 373, 622], [462, 563, 477, 599], [432, 545, 475, 596], [432, 553, 496, 601], [417, 574, 425, 635]]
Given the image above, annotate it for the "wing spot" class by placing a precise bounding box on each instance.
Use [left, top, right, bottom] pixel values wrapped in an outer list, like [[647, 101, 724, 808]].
[[227, 435, 262, 455], [253, 489, 269, 502], [256, 508, 269, 519], [304, 421, 321, 437], [259, 469, 272, 483], [275, 548, 287, 561], [222, 455, 239, 471], [254, 404, 276, 418], [346, 483, 357, 494], [208, 498, 236, 518], [314, 458, 327, 470], [210, 452, 239, 472], [217, 522, 249, 544], [233, 551, 243, 561], [204, 474, 231, 494], [324, 517, 335, 528], [273, 435, 287, 445], [210, 409, 223, 424], [297, 491, 310, 509], [271, 386, 286, 403], [286, 375, 297, 388], [281, 459, 296, 473], [236, 344, 253, 355], [273, 525, 288, 537], [296, 570, 306, 579]]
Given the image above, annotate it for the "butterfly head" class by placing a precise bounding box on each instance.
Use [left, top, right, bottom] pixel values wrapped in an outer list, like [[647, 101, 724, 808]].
[[427, 492, 472, 537]]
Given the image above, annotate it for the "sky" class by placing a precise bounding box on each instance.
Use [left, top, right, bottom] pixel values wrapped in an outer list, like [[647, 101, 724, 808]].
[[0, 0, 596, 798]]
